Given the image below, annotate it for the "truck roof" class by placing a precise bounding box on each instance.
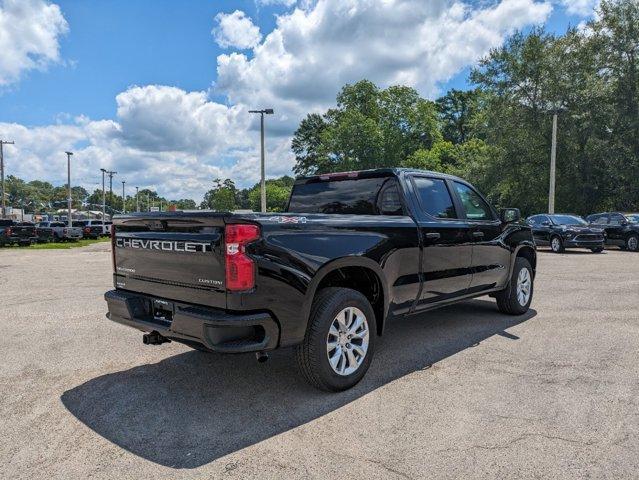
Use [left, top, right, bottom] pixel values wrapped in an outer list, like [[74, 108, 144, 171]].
[[294, 168, 464, 184]]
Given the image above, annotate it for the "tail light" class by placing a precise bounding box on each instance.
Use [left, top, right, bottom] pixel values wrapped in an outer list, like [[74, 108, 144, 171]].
[[225, 224, 259, 291], [5, 227, 11, 236], [84, 227, 91, 234], [63, 228, 68, 235], [110, 224, 116, 272]]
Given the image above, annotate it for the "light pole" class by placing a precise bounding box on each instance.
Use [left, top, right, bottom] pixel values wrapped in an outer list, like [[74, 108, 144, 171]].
[[548, 112, 558, 214], [0, 139, 15, 219], [136, 186, 139, 212], [100, 168, 107, 228], [65, 151, 74, 227], [249, 108, 274, 213], [121, 180, 126, 214]]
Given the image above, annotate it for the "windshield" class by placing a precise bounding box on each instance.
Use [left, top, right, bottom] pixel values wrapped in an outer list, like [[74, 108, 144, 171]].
[[625, 214, 639, 223], [551, 215, 587, 226]]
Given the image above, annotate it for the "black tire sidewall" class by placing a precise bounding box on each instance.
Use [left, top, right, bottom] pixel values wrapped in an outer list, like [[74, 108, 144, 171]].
[[308, 289, 376, 391], [627, 234, 639, 252]]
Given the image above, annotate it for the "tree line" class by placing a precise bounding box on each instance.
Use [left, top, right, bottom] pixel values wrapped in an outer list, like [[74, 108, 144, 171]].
[[2, 175, 196, 215]]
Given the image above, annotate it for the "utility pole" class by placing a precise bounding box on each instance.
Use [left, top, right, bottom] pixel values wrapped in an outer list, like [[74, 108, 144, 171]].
[[121, 180, 126, 214], [548, 112, 558, 214], [65, 151, 74, 228], [0, 139, 15, 219], [249, 108, 274, 213], [105, 170, 117, 212], [147, 192, 150, 212], [100, 169, 107, 228], [135, 186, 139, 212]]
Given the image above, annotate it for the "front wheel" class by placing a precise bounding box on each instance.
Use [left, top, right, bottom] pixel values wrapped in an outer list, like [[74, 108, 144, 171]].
[[626, 234, 639, 252], [495, 257, 534, 315], [590, 246, 604, 253], [296, 287, 375, 392], [550, 236, 564, 253]]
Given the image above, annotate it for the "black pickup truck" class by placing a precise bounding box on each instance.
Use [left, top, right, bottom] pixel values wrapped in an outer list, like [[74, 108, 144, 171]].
[[0, 220, 38, 246], [105, 168, 536, 391]]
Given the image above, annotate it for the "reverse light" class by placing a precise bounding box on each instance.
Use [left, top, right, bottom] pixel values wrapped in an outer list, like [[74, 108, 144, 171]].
[[225, 224, 260, 292]]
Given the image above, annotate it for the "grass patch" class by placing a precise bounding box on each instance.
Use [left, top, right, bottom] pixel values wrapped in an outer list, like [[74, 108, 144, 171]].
[[27, 237, 111, 250]]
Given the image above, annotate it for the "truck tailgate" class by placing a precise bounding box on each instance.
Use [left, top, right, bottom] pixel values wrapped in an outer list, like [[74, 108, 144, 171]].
[[113, 215, 227, 309]]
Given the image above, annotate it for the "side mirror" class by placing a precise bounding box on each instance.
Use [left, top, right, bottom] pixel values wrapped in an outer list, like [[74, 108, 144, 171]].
[[500, 208, 521, 223]]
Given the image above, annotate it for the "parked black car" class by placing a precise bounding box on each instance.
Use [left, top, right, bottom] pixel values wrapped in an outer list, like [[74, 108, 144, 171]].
[[586, 212, 639, 252], [0, 220, 38, 246], [73, 220, 102, 239], [527, 214, 605, 253], [105, 168, 536, 391]]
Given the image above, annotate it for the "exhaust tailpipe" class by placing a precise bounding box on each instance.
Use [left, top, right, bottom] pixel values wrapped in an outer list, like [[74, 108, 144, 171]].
[[143, 331, 171, 345], [256, 351, 269, 363]]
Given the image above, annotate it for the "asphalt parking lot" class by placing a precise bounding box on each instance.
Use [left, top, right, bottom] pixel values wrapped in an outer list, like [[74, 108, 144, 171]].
[[1, 244, 638, 479]]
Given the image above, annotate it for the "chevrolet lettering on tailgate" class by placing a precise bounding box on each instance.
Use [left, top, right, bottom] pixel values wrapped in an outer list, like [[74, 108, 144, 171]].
[[116, 237, 211, 253]]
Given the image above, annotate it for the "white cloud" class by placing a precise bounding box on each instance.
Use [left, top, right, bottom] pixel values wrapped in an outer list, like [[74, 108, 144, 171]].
[[0, 0, 69, 86], [558, 0, 599, 17], [216, 0, 552, 135], [256, 0, 298, 6], [213, 10, 262, 49]]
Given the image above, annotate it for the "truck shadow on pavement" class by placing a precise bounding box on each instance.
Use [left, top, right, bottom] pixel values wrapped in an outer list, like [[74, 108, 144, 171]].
[[61, 299, 536, 469]]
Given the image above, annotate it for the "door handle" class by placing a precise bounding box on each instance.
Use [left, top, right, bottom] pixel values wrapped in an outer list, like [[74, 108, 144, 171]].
[[425, 232, 441, 240], [472, 231, 484, 238]]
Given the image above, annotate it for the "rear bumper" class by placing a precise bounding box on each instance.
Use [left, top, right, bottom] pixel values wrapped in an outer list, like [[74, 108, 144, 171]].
[[104, 289, 279, 353]]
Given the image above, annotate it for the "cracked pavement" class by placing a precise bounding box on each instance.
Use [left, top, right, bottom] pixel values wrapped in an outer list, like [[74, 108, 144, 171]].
[[1, 243, 638, 479]]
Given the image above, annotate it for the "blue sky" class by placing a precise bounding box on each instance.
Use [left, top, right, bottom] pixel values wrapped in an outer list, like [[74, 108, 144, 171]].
[[0, 0, 598, 200]]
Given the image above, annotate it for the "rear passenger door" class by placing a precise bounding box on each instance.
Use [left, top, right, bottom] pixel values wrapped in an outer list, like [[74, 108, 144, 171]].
[[407, 175, 474, 310], [607, 214, 627, 246], [451, 181, 510, 293]]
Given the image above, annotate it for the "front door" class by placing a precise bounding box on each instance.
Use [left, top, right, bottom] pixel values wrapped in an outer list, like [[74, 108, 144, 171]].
[[407, 175, 474, 310], [451, 181, 511, 293], [530, 215, 552, 246]]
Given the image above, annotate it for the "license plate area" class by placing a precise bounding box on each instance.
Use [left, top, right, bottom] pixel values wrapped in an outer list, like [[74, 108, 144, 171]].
[[152, 298, 174, 326]]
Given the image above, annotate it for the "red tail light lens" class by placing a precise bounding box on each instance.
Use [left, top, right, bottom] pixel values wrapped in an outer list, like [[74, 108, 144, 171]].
[[5, 227, 11, 236], [84, 227, 91, 233], [225, 224, 259, 292]]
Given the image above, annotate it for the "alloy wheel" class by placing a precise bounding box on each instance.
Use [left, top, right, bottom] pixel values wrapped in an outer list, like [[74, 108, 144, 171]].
[[516, 267, 532, 306], [326, 306, 369, 376]]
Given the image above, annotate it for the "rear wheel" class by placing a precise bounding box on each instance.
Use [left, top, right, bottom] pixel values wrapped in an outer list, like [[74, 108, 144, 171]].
[[296, 287, 375, 391], [626, 234, 639, 252], [495, 257, 534, 315], [550, 236, 564, 253]]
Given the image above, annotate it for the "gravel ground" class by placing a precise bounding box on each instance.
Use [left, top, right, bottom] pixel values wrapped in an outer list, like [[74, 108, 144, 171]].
[[1, 243, 638, 479]]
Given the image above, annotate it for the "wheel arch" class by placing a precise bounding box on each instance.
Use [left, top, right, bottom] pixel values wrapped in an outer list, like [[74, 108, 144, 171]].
[[302, 257, 389, 337]]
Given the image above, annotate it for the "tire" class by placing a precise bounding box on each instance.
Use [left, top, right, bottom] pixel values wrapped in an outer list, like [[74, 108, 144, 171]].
[[296, 287, 376, 392], [626, 234, 639, 252], [590, 246, 604, 253], [550, 235, 564, 253], [495, 257, 534, 315]]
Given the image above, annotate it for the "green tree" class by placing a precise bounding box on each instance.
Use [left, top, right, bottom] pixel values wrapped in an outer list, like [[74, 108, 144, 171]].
[[291, 80, 441, 175], [201, 178, 237, 211]]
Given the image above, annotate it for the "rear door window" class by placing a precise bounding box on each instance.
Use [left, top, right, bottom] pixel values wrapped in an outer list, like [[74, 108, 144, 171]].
[[412, 177, 457, 219]]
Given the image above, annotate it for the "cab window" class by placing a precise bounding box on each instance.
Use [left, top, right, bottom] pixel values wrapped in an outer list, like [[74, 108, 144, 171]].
[[453, 182, 494, 221]]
